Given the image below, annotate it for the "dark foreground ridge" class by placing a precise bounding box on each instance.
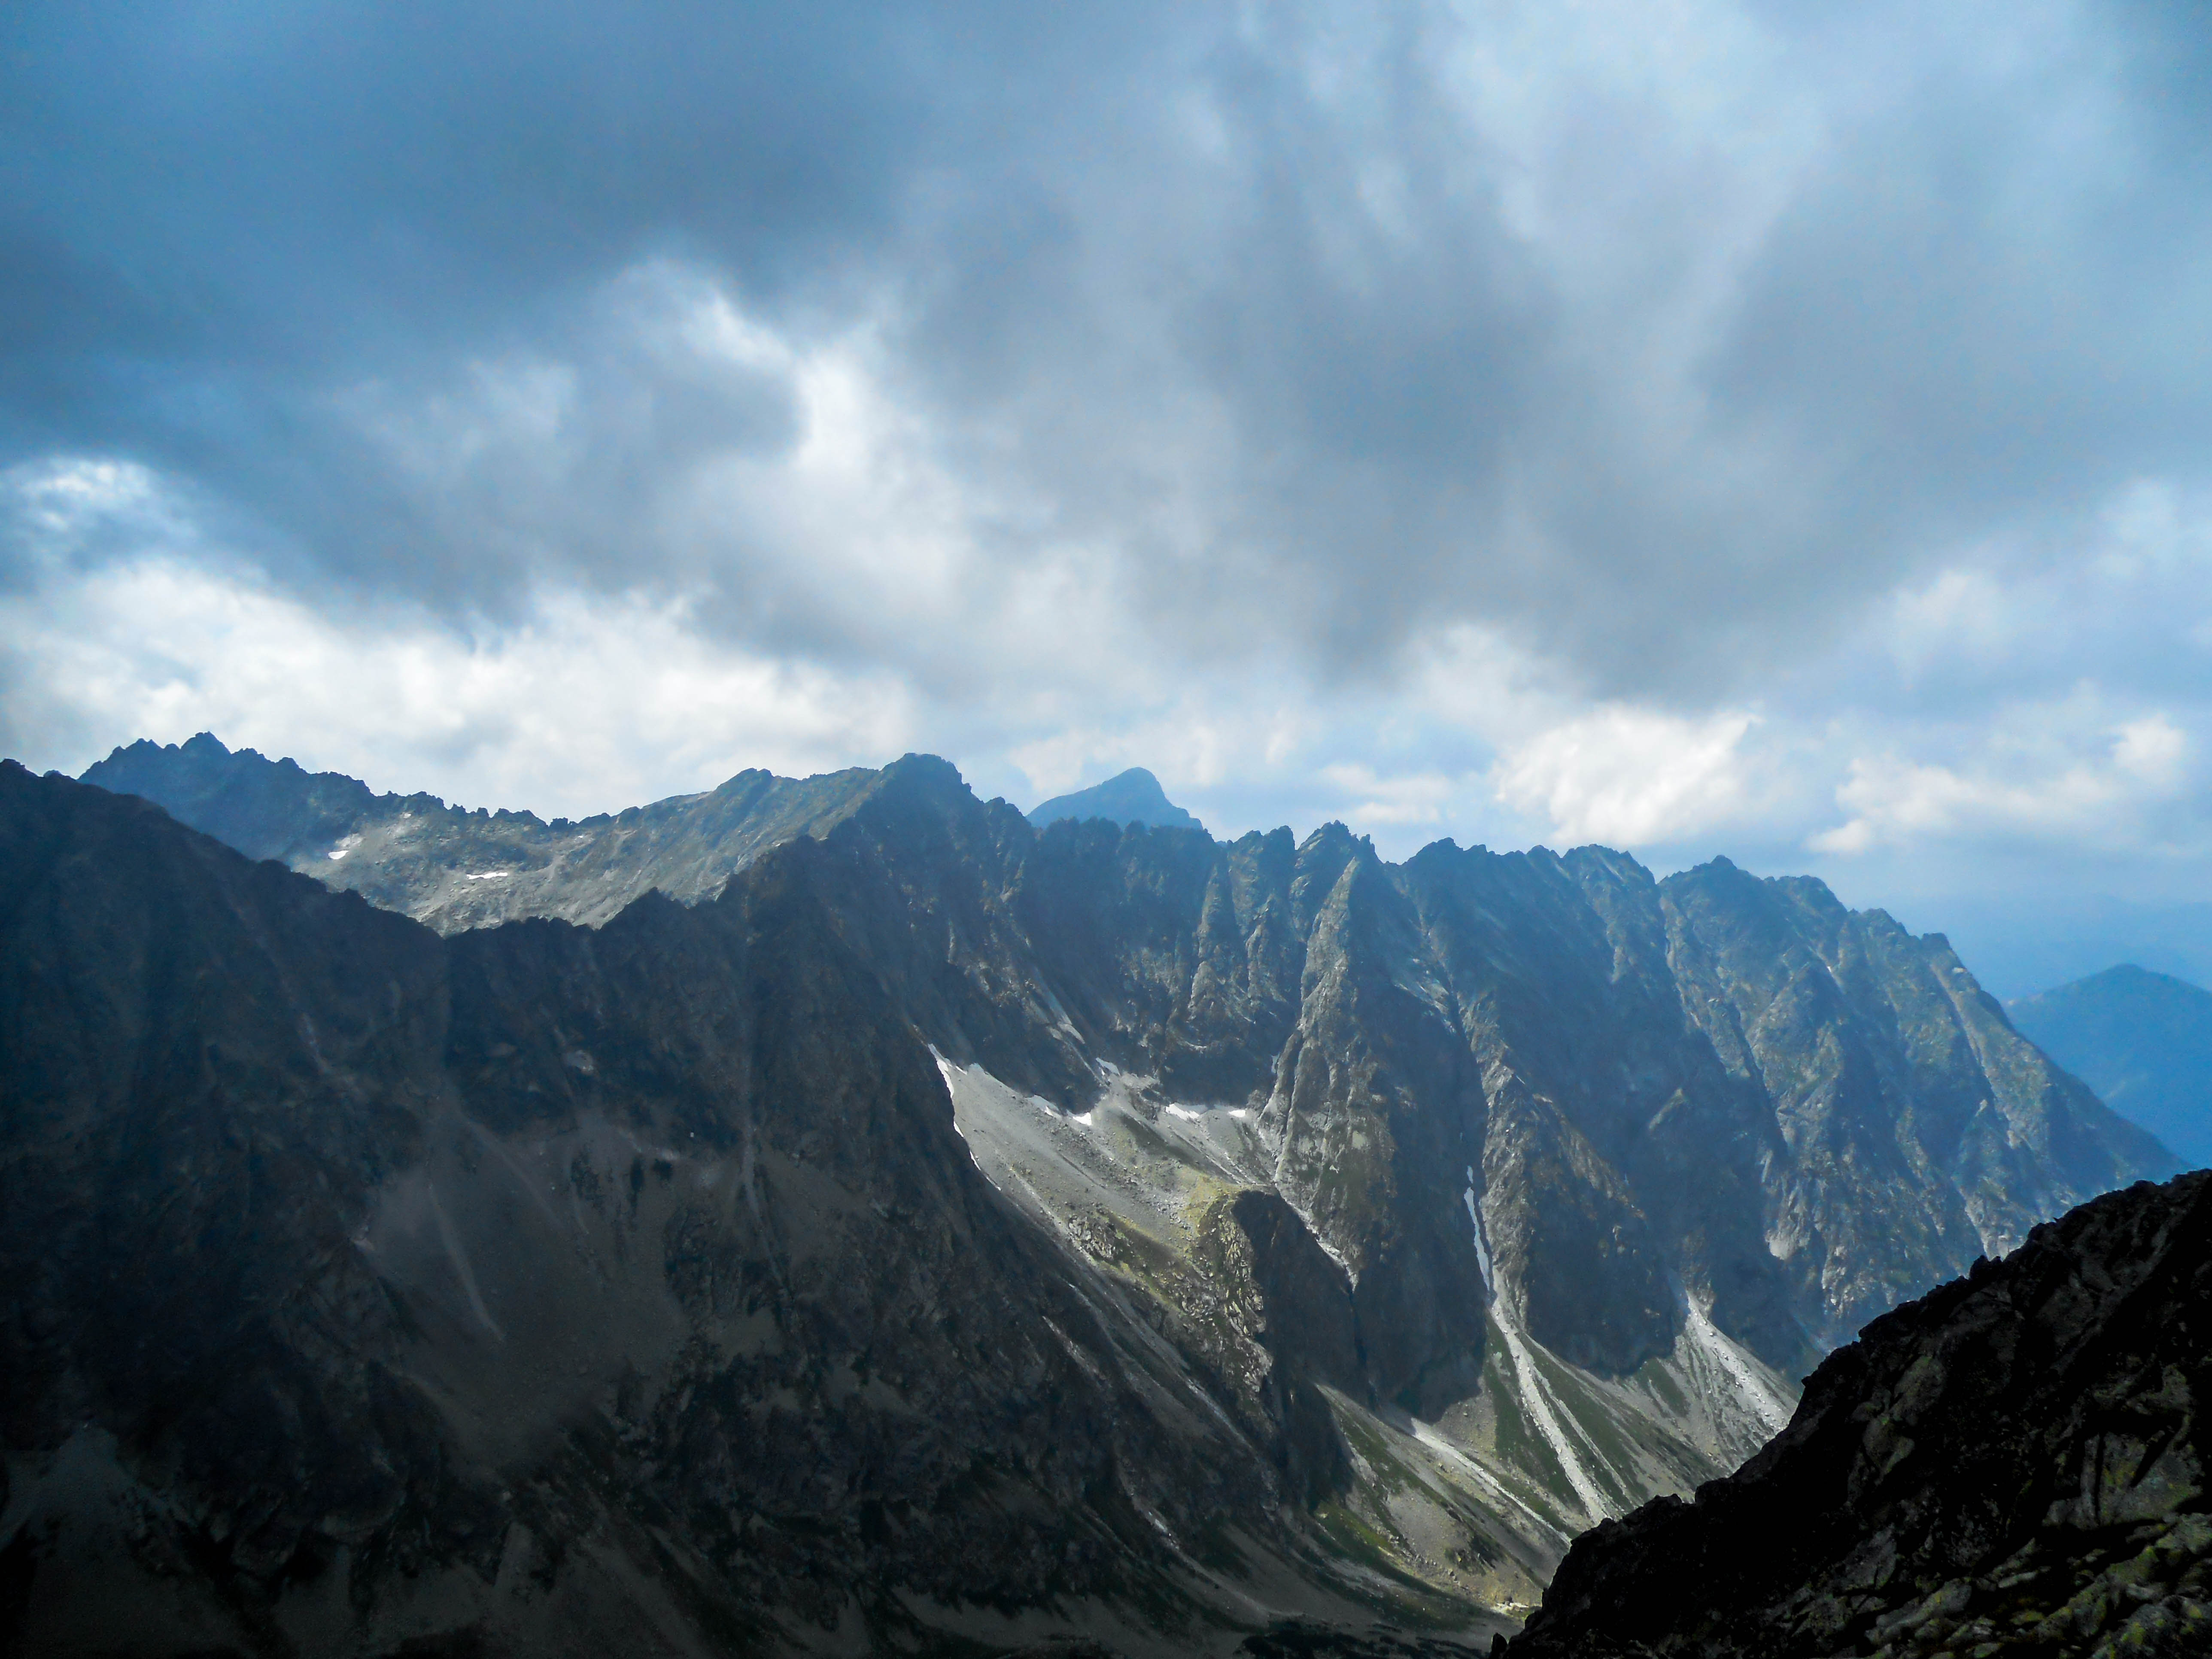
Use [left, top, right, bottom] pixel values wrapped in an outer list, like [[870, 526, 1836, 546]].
[[1513, 1170, 2212, 1658]]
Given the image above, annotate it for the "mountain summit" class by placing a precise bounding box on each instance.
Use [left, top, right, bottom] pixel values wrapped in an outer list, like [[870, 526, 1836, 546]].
[[2008, 965, 2212, 1170], [38, 735, 2179, 1650], [1027, 766, 1204, 832]]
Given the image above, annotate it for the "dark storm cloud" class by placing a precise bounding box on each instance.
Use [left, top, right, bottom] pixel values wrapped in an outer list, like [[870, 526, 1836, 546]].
[[7, 0, 2212, 699]]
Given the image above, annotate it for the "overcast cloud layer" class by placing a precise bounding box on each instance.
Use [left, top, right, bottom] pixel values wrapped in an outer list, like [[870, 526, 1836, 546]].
[[6, 0, 2211, 988]]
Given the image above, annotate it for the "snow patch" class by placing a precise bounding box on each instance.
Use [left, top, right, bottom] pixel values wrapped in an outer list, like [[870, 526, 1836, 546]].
[[327, 848, 349, 860], [927, 1048, 984, 1164], [1464, 1166, 1495, 1301], [929, 1047, 962, 1092], [466, 871, 510, 881], [1165, 1104, 1203, 1121]]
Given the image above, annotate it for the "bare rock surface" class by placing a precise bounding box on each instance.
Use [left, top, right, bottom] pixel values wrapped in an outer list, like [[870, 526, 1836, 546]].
[[1, 764, 1491, 1656], [80, 733, 882, 934], [27, 737, 2183, 1653], [1512, 1170, 2212, 1658]]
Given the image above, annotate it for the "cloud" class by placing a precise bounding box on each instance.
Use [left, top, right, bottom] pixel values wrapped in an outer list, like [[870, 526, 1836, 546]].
[[7, 0, 2212, 922], [1811, 710, 2198, 856], [10, 1, 2212, 700], [0, 475, 915, 816], [1492, 708, 1761, 846]]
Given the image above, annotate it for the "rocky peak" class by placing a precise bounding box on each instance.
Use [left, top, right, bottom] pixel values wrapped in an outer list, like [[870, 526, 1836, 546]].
[[1027, 766, 1206, 833], [3, 762, 1472, 1656], [48, 734, 2182, 1643]]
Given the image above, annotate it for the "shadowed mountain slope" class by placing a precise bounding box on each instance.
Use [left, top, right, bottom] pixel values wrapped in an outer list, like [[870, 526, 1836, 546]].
[[55, 738, 2179, 1640], [2009, 965, 2212, 1170], [1, 764, 1497, 1656], [1511, 1170, 2212, 1659]]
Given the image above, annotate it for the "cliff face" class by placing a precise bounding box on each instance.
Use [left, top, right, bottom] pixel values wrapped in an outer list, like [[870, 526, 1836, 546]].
[[42, 738, 2178, 1649], [1511, 1170, 2212, 1659], [0, 765, 1425, 1657]]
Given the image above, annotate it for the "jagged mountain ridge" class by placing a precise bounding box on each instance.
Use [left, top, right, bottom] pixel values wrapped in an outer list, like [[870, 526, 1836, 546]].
[[79, 741, 2174, 1364], [1511, 1169, 2212, 1658], [1, 763, 1499, 1656], [80, 733, 884, 934], [71, 742, 2174, 1560]]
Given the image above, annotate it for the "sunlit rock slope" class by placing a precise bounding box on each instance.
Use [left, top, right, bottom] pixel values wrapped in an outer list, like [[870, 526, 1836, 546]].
[[81, 733, 883, 934]]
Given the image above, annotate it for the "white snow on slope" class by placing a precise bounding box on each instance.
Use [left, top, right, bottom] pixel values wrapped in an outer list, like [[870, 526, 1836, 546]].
[[1464, 1166, 1495, 1301]]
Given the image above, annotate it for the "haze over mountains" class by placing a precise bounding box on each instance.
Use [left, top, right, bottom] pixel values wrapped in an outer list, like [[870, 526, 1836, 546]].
[[1027, 769, 1205, 836], [2008, 967, 2212, 1172], [0, 733, 2171, 1653]]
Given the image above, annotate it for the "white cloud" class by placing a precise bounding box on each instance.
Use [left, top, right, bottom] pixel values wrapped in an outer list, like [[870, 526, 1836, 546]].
[[1490, 707, 1759, 846], [1812, 711, 2196, 856], [2114, 714, 2188, 787], [7, 445, 2212, 911], [1319, 763, 1462, 830], [0, 553, 914, 818]]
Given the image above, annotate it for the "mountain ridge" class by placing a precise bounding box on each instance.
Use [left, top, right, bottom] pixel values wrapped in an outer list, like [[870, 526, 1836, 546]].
[[79, 733, 887, 933], [2008, 965, 2212, 1170], [76, 735, 2176, 1358], [0, 760, 1489, 1656], [22, 733, 2178, 1651]]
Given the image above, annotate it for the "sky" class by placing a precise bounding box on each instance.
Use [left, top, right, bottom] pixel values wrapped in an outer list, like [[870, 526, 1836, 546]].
[[5, 1, 2211, 993]]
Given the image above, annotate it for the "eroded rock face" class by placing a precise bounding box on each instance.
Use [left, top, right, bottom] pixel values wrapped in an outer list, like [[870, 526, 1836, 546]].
[[0, 766, 1353, 1656], [51, 738, 2182, 1646], [1512, 1171, 2212, 1659], [81, 739, 2176, 1394]]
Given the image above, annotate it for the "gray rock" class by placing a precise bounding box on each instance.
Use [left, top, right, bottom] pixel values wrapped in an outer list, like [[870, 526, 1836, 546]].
[[1510, 1170, 2212, 1658], [1, 763, 1488, 1656], [40, 735, 2186, 1652], [1027, 768, 1205, 833]]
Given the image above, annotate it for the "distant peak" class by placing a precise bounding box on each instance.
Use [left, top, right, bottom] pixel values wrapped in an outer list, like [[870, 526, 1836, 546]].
[[1027, 767, 1203, 834], [2014, 961, 2208, 1005]]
